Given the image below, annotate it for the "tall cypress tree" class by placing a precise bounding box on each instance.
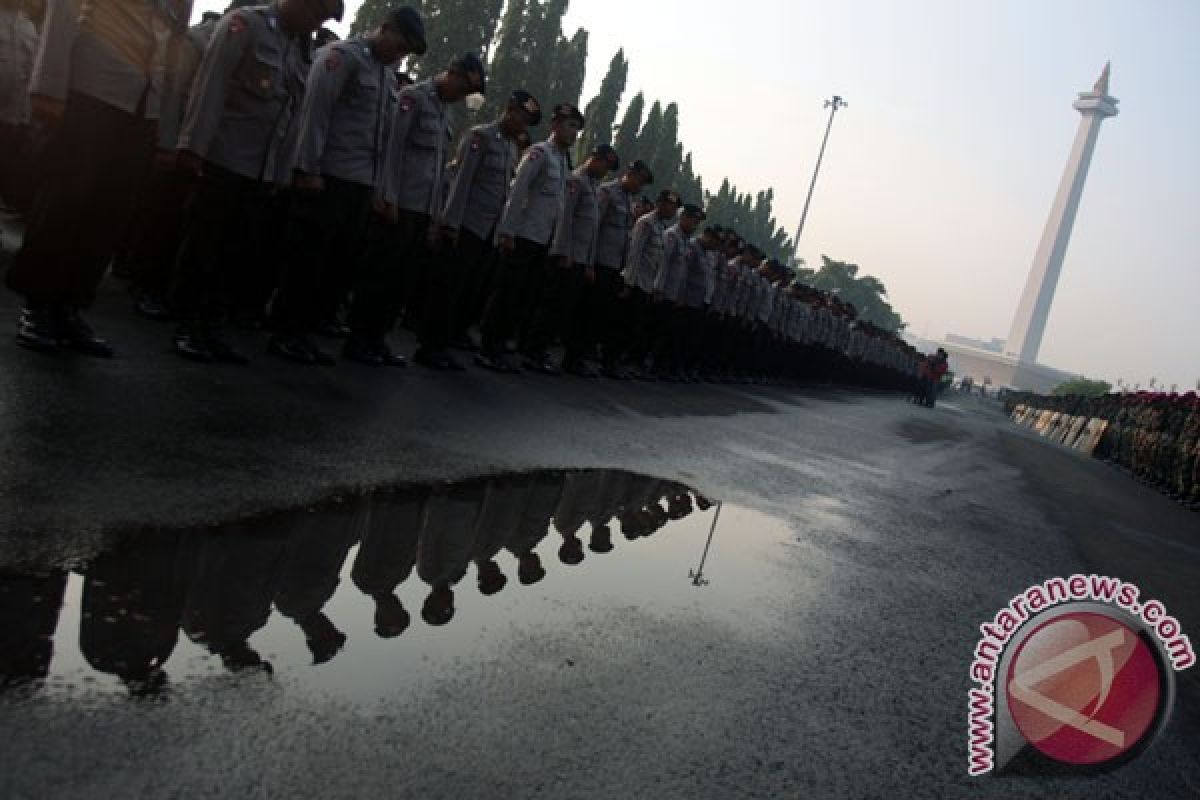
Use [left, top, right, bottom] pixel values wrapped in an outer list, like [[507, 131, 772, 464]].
[[414, 0, 504, 78], [479, 0, 531, 119], [679, 151, 703, 206], [577, 49, 627, 161], [653, 102, 682, 188], [612, 92, 645, 166], [636, 100, 664, 167], [548, 27, 588, 111], [349, 0, 392, 37]]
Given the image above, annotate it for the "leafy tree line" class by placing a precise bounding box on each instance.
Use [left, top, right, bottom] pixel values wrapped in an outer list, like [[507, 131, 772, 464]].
[[349, 1, 791, 254], [349, 1, 905, 330], [796, 256, 905, 332]]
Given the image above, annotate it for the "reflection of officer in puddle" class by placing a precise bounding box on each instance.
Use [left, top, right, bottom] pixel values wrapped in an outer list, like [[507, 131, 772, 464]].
[[0, 569, 67, 690], [183, 522, 290, 675], [275, 501, 363, 664], [506, 471, 561, 586], [553, 470, 592, 566], [471, 475, 532, 597], [81, 531, 186, 695], [417, 482, 485, 626], [352, 489, 425, 639]]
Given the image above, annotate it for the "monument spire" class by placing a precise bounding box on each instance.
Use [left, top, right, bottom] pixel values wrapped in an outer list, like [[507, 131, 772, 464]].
[[1005, 65, 1119, 365]]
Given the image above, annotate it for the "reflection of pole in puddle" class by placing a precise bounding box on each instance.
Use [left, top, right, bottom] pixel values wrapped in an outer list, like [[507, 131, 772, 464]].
[[689, 502, 723, 587]]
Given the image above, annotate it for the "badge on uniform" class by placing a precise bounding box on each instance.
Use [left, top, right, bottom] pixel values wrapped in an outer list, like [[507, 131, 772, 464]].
[[325, 50, 342, 71], [470, 133, 482, 151], [527, 149, 541, 161], [228, 12, 247, 34], [398, 97, 415, 112]]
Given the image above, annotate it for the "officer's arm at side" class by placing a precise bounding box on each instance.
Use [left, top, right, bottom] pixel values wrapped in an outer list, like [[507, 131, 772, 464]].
[[379, 87, 422, 207], [549, 176, 581, 262], [28, 0, 81, 106], [440, 129, 485, 232], [178, 11, 254, 162], [293, 45, 355, 179], [496, 145, 545, 240]]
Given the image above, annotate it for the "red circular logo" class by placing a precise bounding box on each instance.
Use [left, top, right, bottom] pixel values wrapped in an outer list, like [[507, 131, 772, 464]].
[[1006, 612, 1163, 766]]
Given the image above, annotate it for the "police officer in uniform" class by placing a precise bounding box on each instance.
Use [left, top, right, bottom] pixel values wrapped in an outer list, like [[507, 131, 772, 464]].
[[342, 52, 485, 367], [620, 188, 679, 378], [169, 0, 343, 363], [475, 102, 584, 373], [7, 0, 193, 355], [678, 221, 720, 380], [587, 160, 652, 379], [413, 91, 541, 371], [524, 143, 618, 376], [123, 9, 224, 321], [440, 90, 542, 358], [268, 7, 426, 365], [650, 202, 704, 380]]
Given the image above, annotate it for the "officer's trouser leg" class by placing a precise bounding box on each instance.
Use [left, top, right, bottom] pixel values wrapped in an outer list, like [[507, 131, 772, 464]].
[[448, 230, 495, 340], [347, 209, 428, 340], [480, 237, 543, 356], [521, 260, 575, 358], [559, 268, 591, 365], [312, 179, 372, 328], [273, 177, 372, 335], [7, 92, 154, 308], [593, 268, 624, 367], [171, 165, 262, 328], [127, 167, 197, 302]]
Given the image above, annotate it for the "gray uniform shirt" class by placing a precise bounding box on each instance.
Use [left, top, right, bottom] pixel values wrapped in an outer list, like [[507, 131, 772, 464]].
[[177, 5, 309, 183], [292, 38, 396, 188], [157, 19, 213, 151], [0, 8, 37, 125], [381, 78, 449, 214], [31, 0, 191, 118], [654, 223, 689, 302], [496, 139, 568, 246], [681, 240, 712, 310], [592, 180, 634, 270], [440, 121, 518, 240], [416, 486, 482, 588], [623, 212, 668, 293], [549, 169, 600, 266]]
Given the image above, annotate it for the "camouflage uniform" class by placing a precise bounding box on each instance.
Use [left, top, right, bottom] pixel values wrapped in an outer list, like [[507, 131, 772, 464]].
[[1175, 398, 1200, 501]]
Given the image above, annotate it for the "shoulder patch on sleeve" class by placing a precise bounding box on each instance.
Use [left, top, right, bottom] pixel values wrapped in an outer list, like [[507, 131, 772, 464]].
[[228, 12, 248, 34], [568, 181, 578, 195], [527, 148, 542, 161], [325, 49, 342, 71], [470, 132, 483, 151], [398, 95, 415, 112]]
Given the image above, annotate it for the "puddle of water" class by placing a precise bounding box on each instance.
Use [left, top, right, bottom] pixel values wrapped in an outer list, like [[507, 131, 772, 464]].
[[0, 470, 791, 706]]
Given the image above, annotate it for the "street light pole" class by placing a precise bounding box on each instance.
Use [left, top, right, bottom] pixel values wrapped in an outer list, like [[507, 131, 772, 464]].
[[792, 95, 848, 264]]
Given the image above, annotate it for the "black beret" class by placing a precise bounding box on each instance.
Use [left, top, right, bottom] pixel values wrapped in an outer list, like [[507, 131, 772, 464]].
[[551, 103, 585, 126], [508, 89, 542, 125], [449, 52, 486, 94], [657, 189, 681, 206], [590, 143, 619, 170], [384, 7, 426, 54], [628, 159, 654, 184], [682, 203, 705, 219]]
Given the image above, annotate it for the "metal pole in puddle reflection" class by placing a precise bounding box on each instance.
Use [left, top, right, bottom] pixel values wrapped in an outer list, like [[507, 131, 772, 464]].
[[689, 501, 723, 587]]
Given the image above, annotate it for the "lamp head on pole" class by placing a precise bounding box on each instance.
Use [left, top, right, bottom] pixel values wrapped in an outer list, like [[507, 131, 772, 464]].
[[825, 95, 848, 111]]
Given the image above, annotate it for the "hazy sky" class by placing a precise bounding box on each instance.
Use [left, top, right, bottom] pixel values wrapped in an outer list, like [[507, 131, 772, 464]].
[[194, 0, 1200, 389]]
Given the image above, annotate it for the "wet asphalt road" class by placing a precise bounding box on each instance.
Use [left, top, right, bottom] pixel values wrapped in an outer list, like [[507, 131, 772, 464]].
[[1, 280, 1199, 798]]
